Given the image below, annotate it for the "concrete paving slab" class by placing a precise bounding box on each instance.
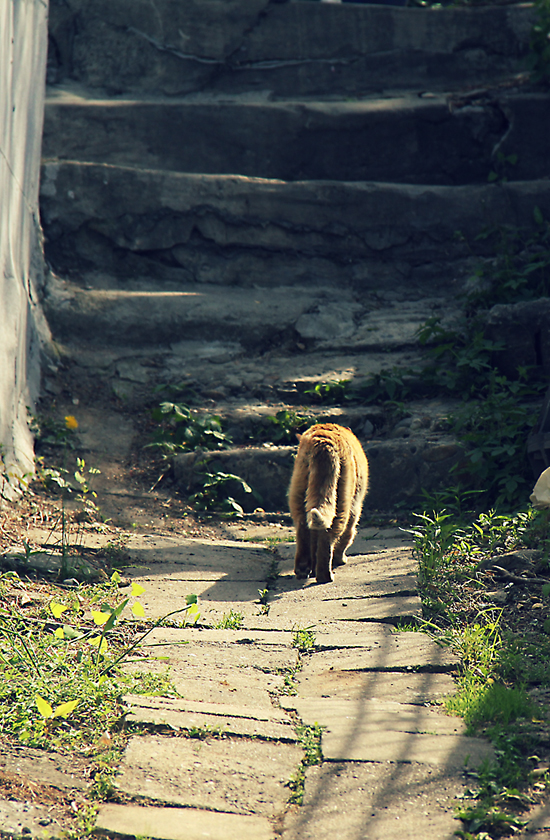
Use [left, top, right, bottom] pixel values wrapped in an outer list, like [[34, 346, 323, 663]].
[[276, 548, 417, 584], [133, 630, 298, 674], [144, 627, 295, 647], [281, 697, 465, 736], [521, 799, 550, 835], [124, 694, 296, 741], [126, 664, 284, 708], [124, 535, 272, 581], [322, 728, 492, 768], [121, 577, 269, 623], [115, 734, 303, 818], [124, 709, 292, 742], [124, 693, 290, 723], [125, 562, 271, 582], [125, 630, 287, 702], [0, 742, 89, 793], [295, 670, 456, 704], [95, 803, 274, 840], [298, 633, 458, 672], [274, 572, 417, 599], [282, 761, 467, 840], [266, 594, 421, 625]]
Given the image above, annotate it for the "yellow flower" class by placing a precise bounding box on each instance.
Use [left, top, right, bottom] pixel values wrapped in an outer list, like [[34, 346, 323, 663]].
[[65, 415, 79, 430]]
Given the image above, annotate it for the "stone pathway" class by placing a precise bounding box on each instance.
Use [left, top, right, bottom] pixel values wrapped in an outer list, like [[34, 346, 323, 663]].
[[91, 525, 493, 840]]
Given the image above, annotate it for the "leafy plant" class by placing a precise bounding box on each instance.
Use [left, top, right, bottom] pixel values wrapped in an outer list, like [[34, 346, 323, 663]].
[[408, 510, 462, 585], [262, 409, 315, 443], [189, 470, 255, 516], [148, 402, 231, 459], [464, 209, 550, 309], [449, 371, 538, 509], [29, 412, 78, 449], [292, 627, 316, 653], [0, 572, 197, 752], [304, 379, 352, 404]]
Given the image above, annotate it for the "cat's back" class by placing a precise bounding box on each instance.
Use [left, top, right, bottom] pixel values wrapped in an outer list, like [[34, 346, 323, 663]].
[[299, 423, 367, 468]]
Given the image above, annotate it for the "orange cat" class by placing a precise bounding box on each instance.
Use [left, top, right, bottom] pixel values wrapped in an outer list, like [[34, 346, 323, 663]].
[[288, 423, 369, 583]]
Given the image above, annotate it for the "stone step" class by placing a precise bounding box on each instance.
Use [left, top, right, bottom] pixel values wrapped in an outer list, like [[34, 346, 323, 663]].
[[47, 0, 533, 98], [172, 435, 461, 512], [40, 161, 550, 287], [42, 267, 458, 350], [43, 87, 548, 185]]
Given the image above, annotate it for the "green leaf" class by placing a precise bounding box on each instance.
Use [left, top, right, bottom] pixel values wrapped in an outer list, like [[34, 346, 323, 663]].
[[35, 695, 53, 719], [186, 594, 198, 605], [534, 205, 544, 225], [52, 699, 79, 719], [50, 602, 69, 619], [91, 610, 111, 626]]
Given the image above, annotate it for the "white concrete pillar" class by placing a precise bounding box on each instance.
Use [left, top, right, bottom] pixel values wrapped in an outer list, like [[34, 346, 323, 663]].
[[0, 0, 50, 498]]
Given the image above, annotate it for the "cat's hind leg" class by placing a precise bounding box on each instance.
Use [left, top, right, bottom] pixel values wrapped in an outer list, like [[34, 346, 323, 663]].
[[314, 530, 334, 583], [294, 519, 313, 578], [332, 509, 360, 568]]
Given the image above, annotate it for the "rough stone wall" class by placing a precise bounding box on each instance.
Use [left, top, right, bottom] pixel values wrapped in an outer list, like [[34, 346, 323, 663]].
[[0, 0, 49, 497]]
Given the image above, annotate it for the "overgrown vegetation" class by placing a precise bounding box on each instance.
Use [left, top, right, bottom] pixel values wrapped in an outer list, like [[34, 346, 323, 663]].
[[147, 402, 231, 460], [0, 572, 198, 753], [295, 210, 550, 511], [410, 503, 550, 836]]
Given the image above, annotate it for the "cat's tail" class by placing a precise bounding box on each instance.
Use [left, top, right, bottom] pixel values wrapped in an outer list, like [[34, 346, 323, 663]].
[[306, 443, 340, 530], [308, 506, 333, 530]]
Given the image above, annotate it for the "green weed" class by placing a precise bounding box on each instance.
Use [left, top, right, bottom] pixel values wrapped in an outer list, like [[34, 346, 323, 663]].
[[262, 409, 316, 443], [304, 379, 352, 404], [215, 610, 244, 630], [0, 572, 196, 752], [147, 402, 231, 460], [292, 627, 316, 653], [488, 151, 518, 184], [189, 470, 255, 516], [413, 501, 550, 836], [408, 510, 463, 585], [29, 412, 78, 449], [288, 723, 324, 805]]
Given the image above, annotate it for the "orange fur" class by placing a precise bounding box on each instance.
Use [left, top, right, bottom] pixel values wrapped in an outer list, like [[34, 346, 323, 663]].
[[288, 423, 369, 583]]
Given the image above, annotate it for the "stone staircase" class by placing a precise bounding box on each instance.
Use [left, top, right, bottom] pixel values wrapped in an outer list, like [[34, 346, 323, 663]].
[[40, 0, 549, 514]]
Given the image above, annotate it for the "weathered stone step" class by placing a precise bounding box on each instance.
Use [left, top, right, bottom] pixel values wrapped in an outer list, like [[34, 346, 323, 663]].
[[172, 433, 461, 512], [40, 161, 550, 287], [47, 0, 533, 98], [43, 88, 548, 185], [42, 268, 456, 350]]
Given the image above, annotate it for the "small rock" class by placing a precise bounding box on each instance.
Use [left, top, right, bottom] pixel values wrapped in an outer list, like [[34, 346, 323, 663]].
[[363, 420, 374, 436], [476, 549, 544, 574], [485, 590, 508, 604]]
